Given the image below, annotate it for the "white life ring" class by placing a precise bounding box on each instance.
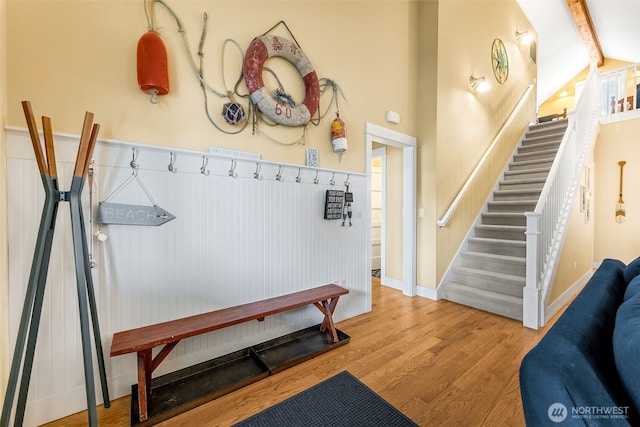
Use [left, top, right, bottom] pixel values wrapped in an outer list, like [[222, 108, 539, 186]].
[[243, 35, 320, 127]]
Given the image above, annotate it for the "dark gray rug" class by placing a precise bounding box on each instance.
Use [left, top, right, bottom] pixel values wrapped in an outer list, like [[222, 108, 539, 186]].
[[233, 371, 418, 427]]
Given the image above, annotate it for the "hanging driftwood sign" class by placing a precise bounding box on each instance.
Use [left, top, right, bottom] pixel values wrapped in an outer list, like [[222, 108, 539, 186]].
[[97, 202, 175, 226], [324, 190, 344, 220], [98, 148, 176, 226]]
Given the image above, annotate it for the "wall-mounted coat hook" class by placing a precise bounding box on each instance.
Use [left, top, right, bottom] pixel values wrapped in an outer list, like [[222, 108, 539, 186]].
[[275, 165, 283, 181], [228, 160, 237, 178], [314, 170, 319, 184], [168, 152, 177, 173], [130, 148, 139, 171], [330, 172, 335, 186], [200, 156, 210, 176], [344, 174, 350, 187], [254, 162, 261, 180], [296, 168, 302, 183]]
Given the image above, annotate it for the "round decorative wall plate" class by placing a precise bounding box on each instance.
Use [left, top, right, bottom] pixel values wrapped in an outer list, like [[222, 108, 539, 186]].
[[491, 38, 509, 84]]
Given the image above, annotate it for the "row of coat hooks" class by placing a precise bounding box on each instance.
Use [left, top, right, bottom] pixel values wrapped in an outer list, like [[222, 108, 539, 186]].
[[122, 147, 354, 186]]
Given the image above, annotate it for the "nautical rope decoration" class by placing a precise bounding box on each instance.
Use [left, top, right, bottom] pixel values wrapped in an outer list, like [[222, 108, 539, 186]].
[[616, 160, 626, 223]]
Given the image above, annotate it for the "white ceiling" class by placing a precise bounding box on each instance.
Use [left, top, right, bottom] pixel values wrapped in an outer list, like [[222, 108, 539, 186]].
[[517, 0, 640, 105]]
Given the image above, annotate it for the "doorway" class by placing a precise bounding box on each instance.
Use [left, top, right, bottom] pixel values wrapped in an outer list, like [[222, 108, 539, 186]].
[[371, 148, 385, 278], [365, 123, 417, 303]]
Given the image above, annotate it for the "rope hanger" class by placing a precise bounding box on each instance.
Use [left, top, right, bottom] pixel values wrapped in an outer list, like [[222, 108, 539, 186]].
[[102, 148, 159, 207]]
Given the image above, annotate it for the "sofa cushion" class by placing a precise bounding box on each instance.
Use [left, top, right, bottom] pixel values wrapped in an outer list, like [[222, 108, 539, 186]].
[[613, 292, 640, 411], [624, 274, 640, 301], [520, 259, 638, 426], [623, 256, 640, 284]]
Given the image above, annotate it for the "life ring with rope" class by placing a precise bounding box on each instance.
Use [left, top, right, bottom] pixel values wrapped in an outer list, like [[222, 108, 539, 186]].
[[243, 35, 320, 127]]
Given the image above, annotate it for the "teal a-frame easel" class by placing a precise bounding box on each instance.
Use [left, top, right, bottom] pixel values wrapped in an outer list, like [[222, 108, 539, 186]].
[[1, 101, 110, 426]]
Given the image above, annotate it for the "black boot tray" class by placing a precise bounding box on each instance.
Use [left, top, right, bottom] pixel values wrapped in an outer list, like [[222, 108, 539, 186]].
[[131, 324, 350, 425]]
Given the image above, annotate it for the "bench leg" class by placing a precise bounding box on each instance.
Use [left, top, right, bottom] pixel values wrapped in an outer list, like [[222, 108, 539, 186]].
[[137, 350, 152, 422], [314, 297, 340, 342]]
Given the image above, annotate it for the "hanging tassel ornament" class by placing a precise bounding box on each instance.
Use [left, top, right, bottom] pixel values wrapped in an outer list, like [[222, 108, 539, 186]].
[[331, 112, 347, 161]]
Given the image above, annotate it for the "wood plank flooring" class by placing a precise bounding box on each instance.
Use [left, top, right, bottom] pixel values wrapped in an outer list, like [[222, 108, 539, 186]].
[[43, 278, 563, 426]]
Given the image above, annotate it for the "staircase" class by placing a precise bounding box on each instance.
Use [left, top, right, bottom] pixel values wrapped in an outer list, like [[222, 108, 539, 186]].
[[441, 119, 569, 321]]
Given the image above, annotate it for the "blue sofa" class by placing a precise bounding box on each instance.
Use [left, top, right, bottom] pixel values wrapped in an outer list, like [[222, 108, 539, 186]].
[[520, 258, 640, 426]]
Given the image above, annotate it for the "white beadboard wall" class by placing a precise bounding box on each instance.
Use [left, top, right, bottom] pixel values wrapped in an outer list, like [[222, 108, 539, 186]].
[[5, 127, 370, 426]]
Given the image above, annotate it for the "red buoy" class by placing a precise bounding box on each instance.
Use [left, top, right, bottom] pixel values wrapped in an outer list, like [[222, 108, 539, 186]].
[[136, 31, 169, 103]]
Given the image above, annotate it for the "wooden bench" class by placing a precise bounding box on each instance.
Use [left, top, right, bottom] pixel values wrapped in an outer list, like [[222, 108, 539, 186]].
[[110, 284, 349, 422]]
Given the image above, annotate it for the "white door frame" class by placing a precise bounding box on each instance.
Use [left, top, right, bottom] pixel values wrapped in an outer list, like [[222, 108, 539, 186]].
[[365, 123, 417, 298]]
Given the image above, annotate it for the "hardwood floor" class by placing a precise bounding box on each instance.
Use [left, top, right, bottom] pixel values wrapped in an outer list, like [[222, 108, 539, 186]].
[[43, 278, 562, 426]]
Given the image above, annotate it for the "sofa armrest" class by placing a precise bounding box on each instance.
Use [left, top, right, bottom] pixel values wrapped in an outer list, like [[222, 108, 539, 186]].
[[520, 259, 638, 426]]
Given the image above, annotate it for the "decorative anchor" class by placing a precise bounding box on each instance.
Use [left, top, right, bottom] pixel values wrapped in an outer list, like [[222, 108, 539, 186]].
[[1, 101, 110, 427]]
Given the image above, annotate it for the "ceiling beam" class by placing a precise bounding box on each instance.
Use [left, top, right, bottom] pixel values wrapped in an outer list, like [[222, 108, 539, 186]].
[[566, 0, 604, 66]]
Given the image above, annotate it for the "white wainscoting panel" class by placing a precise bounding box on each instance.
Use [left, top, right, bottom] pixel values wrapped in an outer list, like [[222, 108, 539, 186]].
[[5, 127, 370, 426]]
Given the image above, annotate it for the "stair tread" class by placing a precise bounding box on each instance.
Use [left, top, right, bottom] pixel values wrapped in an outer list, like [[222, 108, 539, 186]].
[[489, 199, 538, 204], [476, 224, 526, 230], [445, 282, 523, 304], [482, 212, 525, 217], [493, 191, 541, 199], [500, 177, 546, 184], [462, 251, 526, 263], [510, 158, 554, 167], [453, 265, 526, 283], [505, 167, 551, 175], [468, 236, 526, 246]]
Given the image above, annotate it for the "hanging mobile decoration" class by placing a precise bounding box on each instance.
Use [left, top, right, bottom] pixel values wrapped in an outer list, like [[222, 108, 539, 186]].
[[616, 160, 626, 223]]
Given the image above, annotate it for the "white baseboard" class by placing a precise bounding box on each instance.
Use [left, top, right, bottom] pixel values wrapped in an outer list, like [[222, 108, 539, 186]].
[[381, 277, 438, 300], [544, 269, 594, 325], [381, 276, 403, 291], [417, 285, 438, 300]]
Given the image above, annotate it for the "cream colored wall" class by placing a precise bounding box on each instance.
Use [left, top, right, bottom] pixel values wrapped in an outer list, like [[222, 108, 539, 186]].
[[4, 0, 420, 391], [593, 118, 640, 263], [6, 1, 416, 173], [1, 0, 8, 404], [551, 117, 640, 305], [428, 0, 537, 287], [416, 0, 439, 291], [547, 151, 594, 303], [538, 59, 633, 117]]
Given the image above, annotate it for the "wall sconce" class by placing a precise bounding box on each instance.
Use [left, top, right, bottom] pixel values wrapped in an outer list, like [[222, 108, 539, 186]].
[[470, 76, 490, 92], [515, 30, 534, 45]]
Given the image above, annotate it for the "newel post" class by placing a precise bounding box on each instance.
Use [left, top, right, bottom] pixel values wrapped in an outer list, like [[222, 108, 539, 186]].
[[523, 212, 541, 329]]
